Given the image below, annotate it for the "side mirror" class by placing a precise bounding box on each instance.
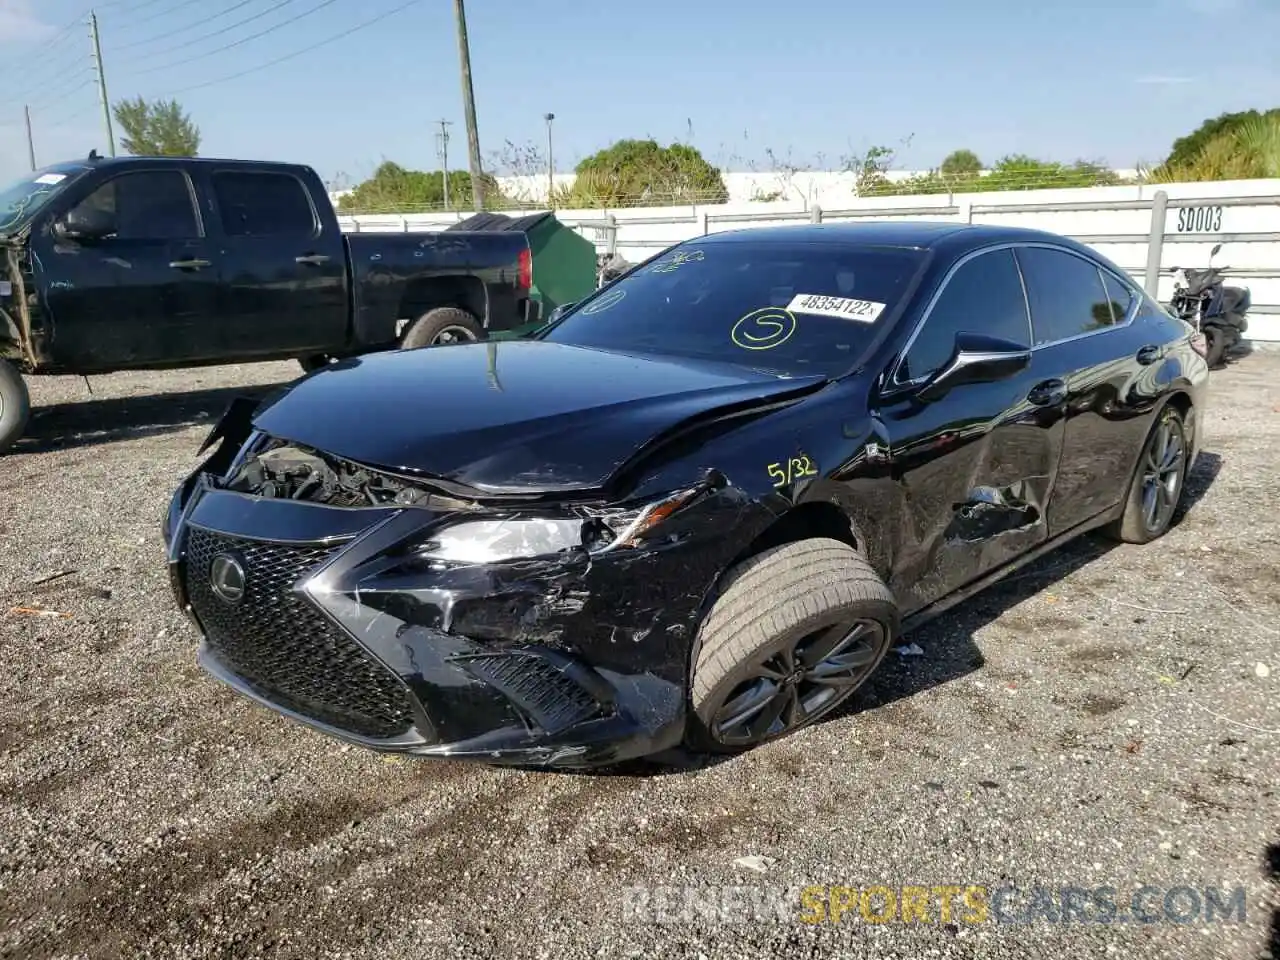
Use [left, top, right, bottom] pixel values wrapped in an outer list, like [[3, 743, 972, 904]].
[[53, 205, 115, 242], [547, 301, 577, 323], [916, 333, 1031, 403]]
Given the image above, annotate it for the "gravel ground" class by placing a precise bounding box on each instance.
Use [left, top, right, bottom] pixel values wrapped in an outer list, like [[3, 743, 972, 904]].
[[1, 352, 1278, 960]]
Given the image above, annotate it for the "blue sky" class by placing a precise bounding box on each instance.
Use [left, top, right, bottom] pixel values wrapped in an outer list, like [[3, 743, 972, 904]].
[[0, 0, 1278, 185]]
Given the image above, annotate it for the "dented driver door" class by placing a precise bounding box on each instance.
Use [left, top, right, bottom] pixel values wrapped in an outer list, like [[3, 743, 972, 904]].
[[874, 246, 1067, 612]]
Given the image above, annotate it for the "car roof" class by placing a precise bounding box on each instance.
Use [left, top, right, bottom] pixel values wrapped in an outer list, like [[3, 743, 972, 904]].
[[698, 220, 1091, 255]]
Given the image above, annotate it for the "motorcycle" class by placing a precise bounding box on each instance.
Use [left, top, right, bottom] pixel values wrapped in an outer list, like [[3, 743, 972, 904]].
[[1168, 243, 1251, 369]]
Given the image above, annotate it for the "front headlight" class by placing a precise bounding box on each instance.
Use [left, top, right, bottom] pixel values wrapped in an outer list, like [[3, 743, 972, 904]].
[[415, 487, 704, 565], [419, 518, 587, 565]]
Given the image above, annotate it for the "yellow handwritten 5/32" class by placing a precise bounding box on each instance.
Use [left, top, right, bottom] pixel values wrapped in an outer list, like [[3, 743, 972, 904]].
[[768, 455, 819, 488]]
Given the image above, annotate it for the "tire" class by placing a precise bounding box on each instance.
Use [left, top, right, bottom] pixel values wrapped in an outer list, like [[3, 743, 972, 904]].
[[0, 359, 31, 455], [1102, 404, 1188, 545], [686, 538, 898, 753], [297, 354, 336, 374], [400, 307, 484, 349], [1204, 326, 1227, 368]]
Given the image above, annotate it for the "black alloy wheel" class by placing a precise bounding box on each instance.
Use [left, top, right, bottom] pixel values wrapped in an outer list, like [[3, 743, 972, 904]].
[[1139, 410, 1186, 536], [709, 618, 886, 746]]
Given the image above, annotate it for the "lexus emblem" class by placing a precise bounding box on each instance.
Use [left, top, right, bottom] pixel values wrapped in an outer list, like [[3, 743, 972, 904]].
[[209, 553, 247, 604]]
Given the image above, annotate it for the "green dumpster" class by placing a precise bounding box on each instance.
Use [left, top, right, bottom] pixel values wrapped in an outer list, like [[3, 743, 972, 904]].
[[447, 211, 597, 337]]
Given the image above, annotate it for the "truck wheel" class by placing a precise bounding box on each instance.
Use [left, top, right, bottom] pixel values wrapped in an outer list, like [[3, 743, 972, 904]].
[[298, 354, 336, 374], [686, 538, 898, 754], [0, 360, 31, 454], [401, 307, 484, 349]]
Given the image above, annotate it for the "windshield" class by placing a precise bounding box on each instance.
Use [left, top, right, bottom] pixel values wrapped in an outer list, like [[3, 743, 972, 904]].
[[541, 240, 928, 377], [0, 164, 89, 234]]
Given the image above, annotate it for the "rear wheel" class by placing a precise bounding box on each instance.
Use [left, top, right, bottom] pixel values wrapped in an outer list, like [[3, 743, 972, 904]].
[[1103, 405, 1188, 544], [401, 307, 484, 349], [0, 360, 31, 454], [687, 538, 898, 753]]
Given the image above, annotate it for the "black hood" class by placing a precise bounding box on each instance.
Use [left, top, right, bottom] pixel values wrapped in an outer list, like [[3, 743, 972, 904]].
[[250, 340, 826, 494]]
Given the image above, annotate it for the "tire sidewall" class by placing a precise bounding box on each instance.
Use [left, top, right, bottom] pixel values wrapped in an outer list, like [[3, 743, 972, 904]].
[[1134, 406, 1187, 538], [689, 598, 897, 749], [401, 308, 485, 350], [1205, 326, 1227, 367], [0, 360, 31, 453]]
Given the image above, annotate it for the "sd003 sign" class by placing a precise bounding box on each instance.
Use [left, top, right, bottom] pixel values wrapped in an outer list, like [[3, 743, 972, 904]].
[[1175, 204, 1224, 233]]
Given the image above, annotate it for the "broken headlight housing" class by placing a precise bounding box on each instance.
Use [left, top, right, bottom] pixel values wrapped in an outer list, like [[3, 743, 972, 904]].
[[413, 487, 704, 566]]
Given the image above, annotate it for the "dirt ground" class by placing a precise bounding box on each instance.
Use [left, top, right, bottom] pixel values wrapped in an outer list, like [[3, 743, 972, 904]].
[[1, 352, 1277, 960]]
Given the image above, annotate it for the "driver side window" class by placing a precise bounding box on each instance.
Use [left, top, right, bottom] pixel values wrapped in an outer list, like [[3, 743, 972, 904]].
[[66, 170, 200, 241], [899, 248, 1031, 383]]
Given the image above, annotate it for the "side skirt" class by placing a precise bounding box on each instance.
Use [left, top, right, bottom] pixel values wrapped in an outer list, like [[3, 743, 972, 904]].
[[899, 501, 1125, 635]]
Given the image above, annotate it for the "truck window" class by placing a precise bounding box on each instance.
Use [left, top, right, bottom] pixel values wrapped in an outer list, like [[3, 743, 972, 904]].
[[212, 171, 316, 238], [67, 170, 200, 240]]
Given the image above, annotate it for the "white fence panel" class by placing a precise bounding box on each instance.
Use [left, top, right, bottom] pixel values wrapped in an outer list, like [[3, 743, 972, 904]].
[[338, 178, 1280, 342]]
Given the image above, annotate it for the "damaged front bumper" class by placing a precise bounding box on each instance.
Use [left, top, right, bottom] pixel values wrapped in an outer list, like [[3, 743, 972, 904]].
[[164, 413, 766, 768]]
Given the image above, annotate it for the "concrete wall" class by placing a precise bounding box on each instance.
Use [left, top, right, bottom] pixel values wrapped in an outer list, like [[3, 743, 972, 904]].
[[337, 178, 1280, 342]]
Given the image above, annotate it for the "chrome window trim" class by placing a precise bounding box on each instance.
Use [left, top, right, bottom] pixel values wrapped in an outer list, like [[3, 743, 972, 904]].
[[890, 242, 1034, 388]]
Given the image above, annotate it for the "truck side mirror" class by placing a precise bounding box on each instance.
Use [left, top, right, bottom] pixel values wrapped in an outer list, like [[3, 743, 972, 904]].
[[53, 205, 116, 242]]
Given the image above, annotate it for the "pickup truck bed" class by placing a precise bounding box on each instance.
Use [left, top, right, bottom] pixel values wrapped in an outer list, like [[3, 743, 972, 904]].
[[0, 154, 546, 452]]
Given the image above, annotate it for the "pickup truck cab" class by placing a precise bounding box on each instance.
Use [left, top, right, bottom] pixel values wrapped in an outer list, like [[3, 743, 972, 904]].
[[0, 153, 545, 452]]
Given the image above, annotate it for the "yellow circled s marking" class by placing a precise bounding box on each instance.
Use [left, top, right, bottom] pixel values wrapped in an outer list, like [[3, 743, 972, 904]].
[[731, 307, 797, 350]]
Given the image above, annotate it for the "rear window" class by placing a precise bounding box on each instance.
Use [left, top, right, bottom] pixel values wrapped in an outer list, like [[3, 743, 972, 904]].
[[541, 240, 927, 377], [212, 171, 315, 238]]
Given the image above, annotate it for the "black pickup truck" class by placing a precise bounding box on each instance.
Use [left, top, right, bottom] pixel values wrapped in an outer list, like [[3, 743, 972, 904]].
[[0, 154, 543, 452]]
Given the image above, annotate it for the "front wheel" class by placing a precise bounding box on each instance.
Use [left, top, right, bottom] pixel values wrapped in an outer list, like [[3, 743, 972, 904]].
[[0, 359, 31, 454], [686, 538, 898, 754]]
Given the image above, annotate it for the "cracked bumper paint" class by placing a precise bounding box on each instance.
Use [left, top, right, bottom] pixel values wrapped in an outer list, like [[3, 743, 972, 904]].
[[164, 469, 770, 769]]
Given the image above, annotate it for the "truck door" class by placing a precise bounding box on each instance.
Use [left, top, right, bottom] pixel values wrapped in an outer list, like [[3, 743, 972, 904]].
[[37, 167, 221, 370], [204, 167, 348, 357]]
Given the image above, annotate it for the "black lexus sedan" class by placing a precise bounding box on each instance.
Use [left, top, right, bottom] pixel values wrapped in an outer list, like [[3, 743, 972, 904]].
[[164, 222, 1209, 768]]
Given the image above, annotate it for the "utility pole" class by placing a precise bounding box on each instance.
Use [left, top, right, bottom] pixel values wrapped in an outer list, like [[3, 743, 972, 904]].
[[434, 119, 453, 212], [24, 106, 36, 171], [89, 11, 116, 156], [451, 0, 484, 211], [544, 112, 555, 206]]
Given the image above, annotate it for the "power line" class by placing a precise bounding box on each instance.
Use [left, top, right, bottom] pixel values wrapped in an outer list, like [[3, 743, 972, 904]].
[[115, 0, 228, 33], [0, 13, 85, 86], [25, 70, 96, 114], [111, 0, 261, 52], [163, 0, 422, 96], [124, 0, 312, 72]]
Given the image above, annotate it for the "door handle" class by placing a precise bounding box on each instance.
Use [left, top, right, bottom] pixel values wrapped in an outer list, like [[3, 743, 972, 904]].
[[1136, 344, 1162, 365], [295, 254, 331, 265], [1027, 378, 1067, 406], [169, 258, 211, 270]]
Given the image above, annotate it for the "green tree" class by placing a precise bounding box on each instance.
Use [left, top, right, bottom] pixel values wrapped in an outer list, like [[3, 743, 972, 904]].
[[337, 160, 507, 213], [112, 97, 200, 156], [864, 152, 1121, 197], [939, 149, 982, 177], [1165, 108, 1280, 169], [565, 139, 728, 206], [1147, 112, 1280, 182]]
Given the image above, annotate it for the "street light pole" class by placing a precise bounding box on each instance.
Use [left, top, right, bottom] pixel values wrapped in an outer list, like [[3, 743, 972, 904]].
[[544, 112, 555, 206]]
